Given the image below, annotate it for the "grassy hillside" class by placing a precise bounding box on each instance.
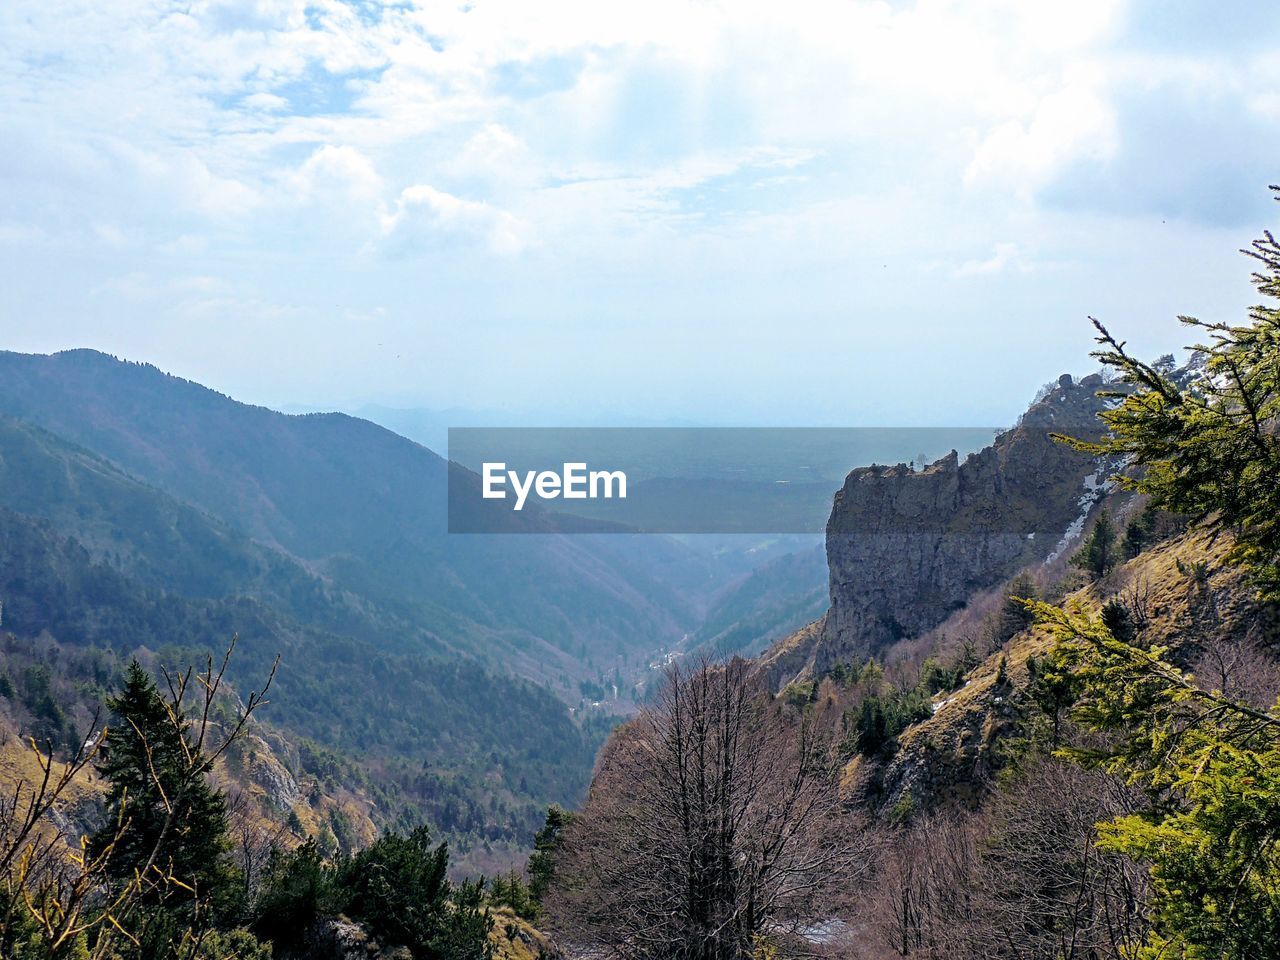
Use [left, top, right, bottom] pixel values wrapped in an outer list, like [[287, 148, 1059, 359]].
[[853, 528, 1266, 814]]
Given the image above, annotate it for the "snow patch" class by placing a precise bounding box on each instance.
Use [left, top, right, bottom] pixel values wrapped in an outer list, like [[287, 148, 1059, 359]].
[[1044, 466, 1114, 565], [931, 682, 971, 714]]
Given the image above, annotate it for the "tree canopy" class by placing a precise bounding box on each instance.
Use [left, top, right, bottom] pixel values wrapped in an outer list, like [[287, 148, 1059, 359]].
[[1034, 602, 1280, 959], [90, 661, 236, 915], [1060, 198, 1280, 599]]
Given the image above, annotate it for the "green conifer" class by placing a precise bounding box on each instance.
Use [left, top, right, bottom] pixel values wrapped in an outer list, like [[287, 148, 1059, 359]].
[[1070, 509, 1118, 580], [1059, 201, 1280, 598], [89, 661, 235, 914]]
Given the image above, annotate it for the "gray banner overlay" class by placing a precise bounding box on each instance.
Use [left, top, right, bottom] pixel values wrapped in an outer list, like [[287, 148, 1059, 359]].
[[445, 427, 1045, 534]]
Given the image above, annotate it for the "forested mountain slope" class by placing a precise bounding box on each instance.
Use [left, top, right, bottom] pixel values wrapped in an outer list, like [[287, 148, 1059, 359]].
[[0, 348, 718, 681], [0, 348, 841, 869], [682, 542, 828, 662], [848, 528, 1277, 815], [0, 414, 406, 644], [0, 507, 603, 869]]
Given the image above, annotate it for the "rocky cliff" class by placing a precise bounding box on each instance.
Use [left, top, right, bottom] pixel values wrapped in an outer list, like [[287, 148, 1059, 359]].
[[761, 373, 1118, 685]]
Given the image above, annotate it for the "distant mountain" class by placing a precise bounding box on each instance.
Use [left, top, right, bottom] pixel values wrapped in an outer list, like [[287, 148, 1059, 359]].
[[0, 349, 753, 863], [0, 413, 407, 645], [0, 348, 858, 861], [0, 349, 724, 684]]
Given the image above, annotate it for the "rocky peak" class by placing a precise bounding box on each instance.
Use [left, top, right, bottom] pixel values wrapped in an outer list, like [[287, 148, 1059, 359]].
[[760, 373, 1116, 685]]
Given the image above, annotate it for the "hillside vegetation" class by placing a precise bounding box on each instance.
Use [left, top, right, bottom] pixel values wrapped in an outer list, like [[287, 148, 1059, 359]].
[[546, 210, 1280, 959], [0, 349, 714, 681], [0, 502, 607, 869]]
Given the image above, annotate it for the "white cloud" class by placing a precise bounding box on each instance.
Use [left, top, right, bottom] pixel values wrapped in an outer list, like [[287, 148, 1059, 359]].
[[242, 92, 289, 112], [3, 0, 1278, 421], [0, 0, 1160, 256], [446, 124, 536, 185], [380, 184, 528, 255], [965, 63, 1118, 196], [952, 242, 1028, 278], [289, 144, 382, 203], [101, 141, 263, 220]]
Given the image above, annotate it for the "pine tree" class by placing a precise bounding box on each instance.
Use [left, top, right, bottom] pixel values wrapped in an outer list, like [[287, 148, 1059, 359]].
[[89, 661, 235, 915], [336, 826, 492, 958], [1038, 202, 1280, 957], [488, 870, 533, 919], [1070, 509, 1118, 580], [1100, 597, 1136, 643], [1059, 199, 1280, 598], [1034, 603, 1280, 958], [1122, 518, 1146, 559], [854, 696, 890, 756], [994, 572, 1038, 642], [1024, 650, 1079, 748], [527, 805, 570, 915], [252, 840, 332, 950], [1121, 504, 1160, 559]]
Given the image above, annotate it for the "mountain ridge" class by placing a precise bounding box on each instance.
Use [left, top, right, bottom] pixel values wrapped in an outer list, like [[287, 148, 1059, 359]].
[[0, 348, 716, 684]]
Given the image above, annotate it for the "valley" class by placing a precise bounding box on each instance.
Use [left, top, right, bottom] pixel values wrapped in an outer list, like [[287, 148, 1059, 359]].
[[0, 349, 841, 871], [3, 304, 1277, 959]]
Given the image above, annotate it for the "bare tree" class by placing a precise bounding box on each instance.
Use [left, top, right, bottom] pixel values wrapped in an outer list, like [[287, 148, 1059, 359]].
[[858, 761, 1150, 960], [1, 713, 108, 958], [550, 657, 868, 959], [1119, 577, 1153, 632], [226, 788, 289, 909], [973, 761, 1149, 960], [1193, 631, 1280, 711]]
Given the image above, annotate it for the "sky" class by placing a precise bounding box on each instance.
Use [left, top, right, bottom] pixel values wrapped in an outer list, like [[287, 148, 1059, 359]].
[[3, 0, 1280, 426]]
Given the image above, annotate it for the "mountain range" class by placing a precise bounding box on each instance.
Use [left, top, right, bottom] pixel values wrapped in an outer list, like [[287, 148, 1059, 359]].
[[0, 348, 828, 867]]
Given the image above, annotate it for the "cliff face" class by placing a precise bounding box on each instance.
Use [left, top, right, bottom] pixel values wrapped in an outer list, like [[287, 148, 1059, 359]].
[[762, 374, 1116, 684]]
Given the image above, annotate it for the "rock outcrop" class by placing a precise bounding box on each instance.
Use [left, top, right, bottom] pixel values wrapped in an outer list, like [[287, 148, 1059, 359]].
[[761, 373, 1117, 685], [286, 918, 412, 960], [283, 910, 565, 960]]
